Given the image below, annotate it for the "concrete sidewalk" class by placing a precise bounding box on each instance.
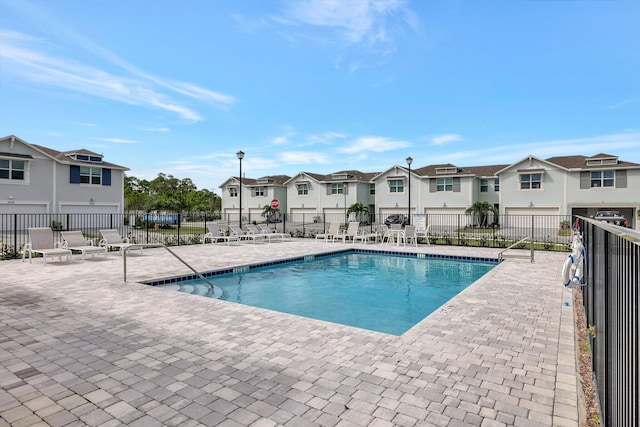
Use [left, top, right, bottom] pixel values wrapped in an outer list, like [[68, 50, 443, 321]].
[[0, 240, 577, 426]]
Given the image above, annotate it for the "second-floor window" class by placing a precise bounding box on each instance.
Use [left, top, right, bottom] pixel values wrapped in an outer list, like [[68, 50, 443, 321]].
[[0, 159, 25, 181], [229, 187, 238, 197], [80, 166, 101, 184], [520, 173, 542, 190], [253, 186, 265, 197], [590, 171, 614, 188], [437, 177, 453, 192], [297, 183, 308, 195], [331, 183, 344, 194], [494, 178, 500, 192], [480, 179, 488, 192], [369, 183, 375, 195], [388, 179, 404, 193]]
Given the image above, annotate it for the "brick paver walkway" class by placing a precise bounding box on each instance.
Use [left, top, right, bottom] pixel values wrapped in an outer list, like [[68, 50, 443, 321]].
[[0, 240, 577, 426]]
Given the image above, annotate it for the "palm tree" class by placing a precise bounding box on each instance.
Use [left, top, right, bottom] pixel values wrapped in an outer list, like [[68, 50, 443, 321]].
[[261, 205, 280, 223], [347, 202, 370, 223], [465, 201, 498, 227]]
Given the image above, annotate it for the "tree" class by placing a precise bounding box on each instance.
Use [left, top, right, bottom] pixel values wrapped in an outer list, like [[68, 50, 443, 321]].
[[261, 205, 281, 223], [465, 201, 498, 227], [347, 202, 370, 223]]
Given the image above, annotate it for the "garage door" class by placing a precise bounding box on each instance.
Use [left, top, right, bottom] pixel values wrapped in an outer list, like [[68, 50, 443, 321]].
[[504, 207, 562, 230], [289, 208, 318, 224], [424, 208, 469, 231]]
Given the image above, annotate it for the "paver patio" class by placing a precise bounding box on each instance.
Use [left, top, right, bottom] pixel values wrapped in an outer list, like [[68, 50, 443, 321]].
[[0, 240, 578, 426]]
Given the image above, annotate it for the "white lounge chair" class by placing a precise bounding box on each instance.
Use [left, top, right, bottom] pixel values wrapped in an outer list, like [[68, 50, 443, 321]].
[[99, 229, 143, 255], [257, 224, 291, 242], [334, 222, 360, 243], [202, 222, 239, 245], [353, 227, 380, 244], [228, 225, 266, 244], [23, 227, 72, 265], [416, 224, 431, 246], [61, 230, 108, 262], [400, 225, 418, 247], [315, 222, 341, 242]]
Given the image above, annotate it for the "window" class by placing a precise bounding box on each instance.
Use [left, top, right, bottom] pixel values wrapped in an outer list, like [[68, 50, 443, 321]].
[[331, 183, 344, 195], [369, 183, 375, 195], [0, 159, 25, 181], [437, 177, 453, 192], [388, 179, 404, 193], [520, 173, 542, 190], [79, 166, 102, 184], [229, 187, 238, 197], [494, 178, 500, 192], [297, 183, 308, 195], [480, 179, 488, 192], [590, 171, 614, 188], [253, 186, 265, 197]]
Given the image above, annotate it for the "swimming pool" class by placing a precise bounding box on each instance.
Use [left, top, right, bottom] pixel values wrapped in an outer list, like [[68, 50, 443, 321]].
[[156, 252, 496, 335]]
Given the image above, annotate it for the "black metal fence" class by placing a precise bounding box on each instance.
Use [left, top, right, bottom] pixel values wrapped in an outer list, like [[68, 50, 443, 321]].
[[1, 211, 575, 259], [578, 216, 639, 427]]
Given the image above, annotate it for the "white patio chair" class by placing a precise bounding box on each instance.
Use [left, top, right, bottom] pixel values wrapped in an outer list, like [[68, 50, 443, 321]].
[[333, 222, 360, 243], [228, 225, 266, 244], [23, 227, 72, 265], [400, 225, 418, 247], [99, 229, 143, 256], [61, 230, 108, 262], [257, 224, 291, 242], [202, 222, 239, 245], [315, 222, 341, 242]]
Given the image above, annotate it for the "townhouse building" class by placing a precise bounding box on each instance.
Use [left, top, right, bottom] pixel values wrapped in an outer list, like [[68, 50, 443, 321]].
[[219, 175, 290, 223], [1, 135, 128, 218], [220, 152, 639, 229]]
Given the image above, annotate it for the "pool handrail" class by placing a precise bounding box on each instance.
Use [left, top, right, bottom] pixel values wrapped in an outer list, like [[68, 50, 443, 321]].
[[122, 243, 222, 298]]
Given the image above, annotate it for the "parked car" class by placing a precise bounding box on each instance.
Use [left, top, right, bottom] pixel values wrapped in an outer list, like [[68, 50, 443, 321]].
[[592, 210, 629, 227], [384, 214, 408, 226]]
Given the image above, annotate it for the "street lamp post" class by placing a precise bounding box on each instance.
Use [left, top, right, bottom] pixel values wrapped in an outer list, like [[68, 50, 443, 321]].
[[406, 156, 413, 225], [344, 182, 347, 225], [237, 150, 245, 228]]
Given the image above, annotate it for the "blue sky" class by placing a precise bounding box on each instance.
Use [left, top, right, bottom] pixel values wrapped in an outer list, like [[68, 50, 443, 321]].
[[1, 0, 639, 193]]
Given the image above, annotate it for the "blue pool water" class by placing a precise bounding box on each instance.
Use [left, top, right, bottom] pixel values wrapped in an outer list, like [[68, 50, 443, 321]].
[[158, 253, 495, 335]]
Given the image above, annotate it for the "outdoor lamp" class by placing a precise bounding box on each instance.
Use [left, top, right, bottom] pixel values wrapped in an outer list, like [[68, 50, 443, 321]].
[[237, 150, 245, 227], [406, 156, 413, 225]]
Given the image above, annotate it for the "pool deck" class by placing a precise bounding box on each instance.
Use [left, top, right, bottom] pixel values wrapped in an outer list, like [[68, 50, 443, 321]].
[[0, 240, 578, 427]]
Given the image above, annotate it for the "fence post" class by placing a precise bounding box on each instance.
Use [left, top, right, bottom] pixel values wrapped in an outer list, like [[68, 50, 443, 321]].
[[13, 214, 17, 254], [530, 215, 535, 262]]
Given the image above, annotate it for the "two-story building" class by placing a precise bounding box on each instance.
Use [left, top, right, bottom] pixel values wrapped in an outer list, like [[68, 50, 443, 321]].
[[284, 170, 377, 224], [219, 175, 290, 223], [218, 152, 640, 229], [0, 135, 128, 217]]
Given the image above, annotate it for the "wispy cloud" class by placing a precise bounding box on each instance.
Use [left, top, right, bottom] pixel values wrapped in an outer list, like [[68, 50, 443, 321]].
[[430, 133, 462, 146], [97, 138, 140, 144], [606, 99, 636, 110], [281, 151, 331, 164], [337, 136, 410, 154], [0, 29, 236, 121], [271, 0, 417, 69], [271, 127, 347, 146], [434, 132, 640, 166]]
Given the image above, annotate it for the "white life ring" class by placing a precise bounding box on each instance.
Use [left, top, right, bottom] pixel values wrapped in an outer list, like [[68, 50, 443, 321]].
[[562, 254, 576, 287]]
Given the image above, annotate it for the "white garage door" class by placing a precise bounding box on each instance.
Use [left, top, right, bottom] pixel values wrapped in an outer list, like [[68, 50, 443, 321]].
[[1, 203, 48, 214], [504, 207, 561, 230], [424, 208, 469, 231], [289, 208, 318, 224]]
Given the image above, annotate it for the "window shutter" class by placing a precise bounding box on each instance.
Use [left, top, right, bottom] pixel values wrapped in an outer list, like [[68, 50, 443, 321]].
[[453, 177, 461, 192], [102, 168, 111, 186], [70, 165, 80, 184], [326, 184, 331, 195], [429, 178, 436, 193], [616, 170, 627, 188], [580, 171, 589, 189]]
